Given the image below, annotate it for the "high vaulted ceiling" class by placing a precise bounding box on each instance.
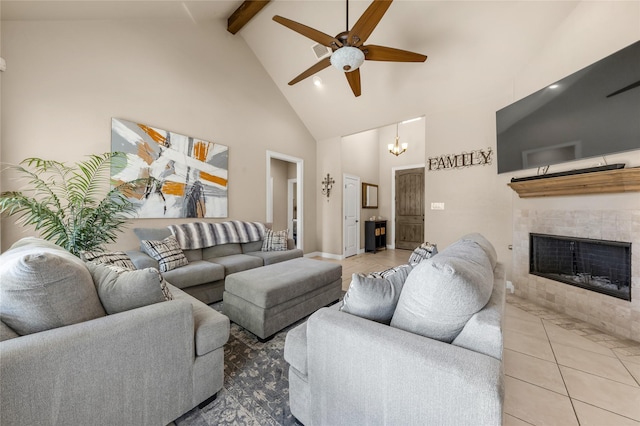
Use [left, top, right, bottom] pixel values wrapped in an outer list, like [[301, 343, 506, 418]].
[[2, 0, 581, 141]]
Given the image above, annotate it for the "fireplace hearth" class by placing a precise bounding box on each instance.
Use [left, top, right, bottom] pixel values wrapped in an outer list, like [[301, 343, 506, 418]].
[[530, 233, 631, 301]]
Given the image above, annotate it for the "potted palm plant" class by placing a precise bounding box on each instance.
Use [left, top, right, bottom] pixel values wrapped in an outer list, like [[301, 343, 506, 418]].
[[0, 152, 139, 256]]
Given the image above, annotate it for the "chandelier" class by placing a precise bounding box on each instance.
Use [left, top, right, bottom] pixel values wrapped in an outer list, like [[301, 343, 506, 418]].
[[388, 123, 408, 156]]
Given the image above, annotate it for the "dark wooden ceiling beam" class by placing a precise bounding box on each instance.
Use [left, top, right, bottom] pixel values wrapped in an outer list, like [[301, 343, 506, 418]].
[[227, 0, 271, 34]]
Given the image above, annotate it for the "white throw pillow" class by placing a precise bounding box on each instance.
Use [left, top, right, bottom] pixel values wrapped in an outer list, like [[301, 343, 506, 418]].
[[390, 239, 494, 343]]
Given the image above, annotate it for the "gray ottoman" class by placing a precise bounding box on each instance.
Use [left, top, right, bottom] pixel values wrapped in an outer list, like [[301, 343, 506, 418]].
[[223, 258, 342, 340]]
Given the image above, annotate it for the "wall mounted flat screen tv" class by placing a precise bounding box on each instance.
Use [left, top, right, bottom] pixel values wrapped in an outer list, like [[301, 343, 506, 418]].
[[496, 40, 640, 174]]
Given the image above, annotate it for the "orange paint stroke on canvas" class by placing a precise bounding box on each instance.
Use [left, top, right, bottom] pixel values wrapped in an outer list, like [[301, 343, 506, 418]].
[[138, 124, 168, 147], [200, 171, 228, 187], [193, 141, 210, 162], [162, 181, 186, 196], [111, 179, 144, 200], [137, 141, 155, 165]]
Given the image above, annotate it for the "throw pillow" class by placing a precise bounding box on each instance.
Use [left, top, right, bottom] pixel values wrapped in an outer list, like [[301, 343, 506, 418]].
[[0, 239, 106, 336], [133, 227, 172, 250], [261, 229, 288, 252], [390, 239, 494, 343], [140, 235, 188, 272], [86, 263, 172, 314], [408, 241, 438, 265], [461, 233, 497, 268], [368, 264, 414, 279], [80, 250, 136, 270], [341, 264, 413, 323]]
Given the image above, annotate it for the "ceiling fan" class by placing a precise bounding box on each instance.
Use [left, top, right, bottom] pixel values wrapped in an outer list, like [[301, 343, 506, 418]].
[[273, 0, 427, 97]]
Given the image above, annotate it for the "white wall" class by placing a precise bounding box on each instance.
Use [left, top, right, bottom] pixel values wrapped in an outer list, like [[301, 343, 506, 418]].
[[342, 128, 379, 249], [316, 136, 342, 255], [424, 98, 514, 274], [0, 17, 319, 252]]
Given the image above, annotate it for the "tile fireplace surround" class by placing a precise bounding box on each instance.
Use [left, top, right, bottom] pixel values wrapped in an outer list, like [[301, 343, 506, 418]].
[[513, 209, 640, 342]]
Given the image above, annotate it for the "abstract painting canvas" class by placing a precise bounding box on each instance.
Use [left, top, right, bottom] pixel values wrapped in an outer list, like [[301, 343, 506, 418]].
[[111, 118, 228, 218]]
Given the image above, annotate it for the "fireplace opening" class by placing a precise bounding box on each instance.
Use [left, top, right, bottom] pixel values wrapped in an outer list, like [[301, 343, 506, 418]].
[[529, 233, 631, 301]]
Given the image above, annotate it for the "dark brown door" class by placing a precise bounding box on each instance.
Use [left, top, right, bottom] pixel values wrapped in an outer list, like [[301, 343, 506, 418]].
[[395, 168, 424, 250]]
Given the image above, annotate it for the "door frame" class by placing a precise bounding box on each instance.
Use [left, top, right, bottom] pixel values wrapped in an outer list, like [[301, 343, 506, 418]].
[[343, 174, 361, 257], [390, 163, 425, 249], [266, 151, 304, 250], [287, 178, 297, 241]]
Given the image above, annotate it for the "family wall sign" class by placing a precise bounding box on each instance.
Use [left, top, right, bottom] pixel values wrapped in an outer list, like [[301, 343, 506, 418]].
[[428, 148, 493, 171]]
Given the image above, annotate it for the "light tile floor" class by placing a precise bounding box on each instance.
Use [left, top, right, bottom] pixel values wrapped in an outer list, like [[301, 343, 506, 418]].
[[315, 249, 640, 426]]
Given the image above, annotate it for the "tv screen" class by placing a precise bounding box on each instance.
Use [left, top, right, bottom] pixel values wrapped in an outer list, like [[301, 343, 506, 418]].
[[496, 40, 640, 174]]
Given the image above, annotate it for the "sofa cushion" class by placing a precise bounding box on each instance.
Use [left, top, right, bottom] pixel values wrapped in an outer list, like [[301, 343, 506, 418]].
[[461, 233, 497, 268], [0, 321, 19, 342], [341, 264, 413, 324], [261, 229, 288, 251], [80, 250, 136, 270], [390, 239, 494, 343], [141, 235, 189, 272], [0, 240, 106, 335], [206, 254, 264, 275], [86, 263, 169, 314], [245, 248, 303, 265], [408, 241, 438, 265], [203, 243, 243, 258], [126, 250, 160, 270], [161, 260, 225, 289], [183, 248, 203, 262], [242, 240, 264, 253]]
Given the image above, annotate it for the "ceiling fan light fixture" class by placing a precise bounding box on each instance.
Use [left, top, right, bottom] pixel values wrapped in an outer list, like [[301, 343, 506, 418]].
[[330, 46, 365, 72]]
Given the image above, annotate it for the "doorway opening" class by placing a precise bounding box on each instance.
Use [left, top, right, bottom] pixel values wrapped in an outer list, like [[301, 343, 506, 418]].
[[266, 151, 303, 250]]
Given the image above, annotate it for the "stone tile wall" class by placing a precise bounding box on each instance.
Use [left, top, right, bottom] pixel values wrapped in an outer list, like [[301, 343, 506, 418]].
[[513, 209, 640, 342]]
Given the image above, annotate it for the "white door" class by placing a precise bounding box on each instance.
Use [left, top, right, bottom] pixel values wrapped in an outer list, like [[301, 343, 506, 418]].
[[343, 175, 360, 258]]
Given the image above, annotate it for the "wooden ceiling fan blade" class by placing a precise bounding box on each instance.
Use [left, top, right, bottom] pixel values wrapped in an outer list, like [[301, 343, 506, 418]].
[[345, 69, 362, 97], [273, 15, 342, 48], [288, 57, 332, 85], [364, 45, 427, 62], [347, 0, 393, 47]]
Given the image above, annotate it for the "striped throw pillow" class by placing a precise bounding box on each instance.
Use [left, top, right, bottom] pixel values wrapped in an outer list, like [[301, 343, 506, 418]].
[[141, 235, 188, 272], [80, 251, 136, 270], [261, 229, 288, 252]]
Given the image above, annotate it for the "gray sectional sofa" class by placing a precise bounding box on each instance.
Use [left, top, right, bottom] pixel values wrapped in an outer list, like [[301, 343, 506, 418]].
[[284, 234, 505, 426], [0, 237, 230, 426], [128, 223, 303, 304]]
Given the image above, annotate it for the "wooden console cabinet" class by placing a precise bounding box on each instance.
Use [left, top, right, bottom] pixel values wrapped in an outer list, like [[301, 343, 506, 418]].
[[365, 220, 387, 253]]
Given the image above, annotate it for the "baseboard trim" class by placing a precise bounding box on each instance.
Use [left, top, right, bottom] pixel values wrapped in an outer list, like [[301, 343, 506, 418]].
[[305, 251, 344, 260]]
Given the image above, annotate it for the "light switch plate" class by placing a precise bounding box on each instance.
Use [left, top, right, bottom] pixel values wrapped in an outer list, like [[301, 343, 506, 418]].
[[431, 202, 445, 210]]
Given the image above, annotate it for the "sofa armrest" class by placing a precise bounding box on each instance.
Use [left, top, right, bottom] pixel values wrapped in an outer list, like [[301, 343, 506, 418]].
[[169, 284, 230, 355], [0, 300, 196, 426], [306, 308, 503, 426]]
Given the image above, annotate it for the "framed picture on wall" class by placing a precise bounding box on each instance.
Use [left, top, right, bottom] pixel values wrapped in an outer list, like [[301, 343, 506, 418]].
[[111, 118, 228, 218]]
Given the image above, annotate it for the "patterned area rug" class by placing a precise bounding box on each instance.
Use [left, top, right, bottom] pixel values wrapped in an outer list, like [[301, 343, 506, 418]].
[[175, 302, 305, 426]]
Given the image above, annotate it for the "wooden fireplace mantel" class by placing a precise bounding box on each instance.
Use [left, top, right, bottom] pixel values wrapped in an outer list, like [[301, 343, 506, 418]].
[[508, 167, 640, 198]]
